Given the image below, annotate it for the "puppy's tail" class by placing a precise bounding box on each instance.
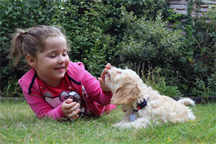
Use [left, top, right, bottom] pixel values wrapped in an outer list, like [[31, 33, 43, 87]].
[[178, 98, 195, 106]]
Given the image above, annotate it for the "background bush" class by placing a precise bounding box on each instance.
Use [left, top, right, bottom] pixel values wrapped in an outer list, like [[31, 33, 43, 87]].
[[168, 1, 216, 96], [0, 0, 215, 97], [117, 8, 183, 72]]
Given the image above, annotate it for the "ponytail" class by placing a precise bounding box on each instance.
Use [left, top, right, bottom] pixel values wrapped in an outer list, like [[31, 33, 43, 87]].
[[10, 30, 26, 67]]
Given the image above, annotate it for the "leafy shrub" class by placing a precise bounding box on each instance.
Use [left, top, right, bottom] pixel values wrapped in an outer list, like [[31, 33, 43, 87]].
[[117, 8, 183, 73], [172, 2, 216, 96], [2, 0, 214, 98], [103, 0, 169, 19], [127, 62, 183, 97], [191, 73, 216, 97]]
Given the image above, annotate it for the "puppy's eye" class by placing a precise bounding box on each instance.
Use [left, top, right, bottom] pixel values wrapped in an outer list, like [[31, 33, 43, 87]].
[[117, 71, 122, 74]]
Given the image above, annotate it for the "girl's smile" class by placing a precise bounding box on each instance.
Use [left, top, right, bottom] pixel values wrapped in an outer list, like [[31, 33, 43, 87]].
[[54, 67, 65, 72]]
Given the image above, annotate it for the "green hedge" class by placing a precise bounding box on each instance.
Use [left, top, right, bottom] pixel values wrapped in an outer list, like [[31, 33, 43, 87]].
[[117, 8, 183, 70], [0, 0, 215, 97]]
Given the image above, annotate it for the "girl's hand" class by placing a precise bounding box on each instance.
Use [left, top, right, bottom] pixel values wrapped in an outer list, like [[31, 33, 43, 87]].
[[98, 63, 113, 92], [62, 98, 80, 119]]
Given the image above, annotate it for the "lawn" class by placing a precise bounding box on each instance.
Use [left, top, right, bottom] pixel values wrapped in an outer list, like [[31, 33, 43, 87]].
[[0, 100, 216, 143]]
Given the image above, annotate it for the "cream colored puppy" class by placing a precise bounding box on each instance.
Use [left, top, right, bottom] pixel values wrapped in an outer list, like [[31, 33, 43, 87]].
[[105, 67, 195, 129]]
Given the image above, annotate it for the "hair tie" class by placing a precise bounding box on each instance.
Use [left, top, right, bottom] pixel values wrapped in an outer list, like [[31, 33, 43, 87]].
[[19, 32, 24, 36], [19, 31, 28, 36]]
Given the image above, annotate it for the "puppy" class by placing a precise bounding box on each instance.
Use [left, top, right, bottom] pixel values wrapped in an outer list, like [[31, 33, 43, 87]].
[[105, 67, 195, 129]]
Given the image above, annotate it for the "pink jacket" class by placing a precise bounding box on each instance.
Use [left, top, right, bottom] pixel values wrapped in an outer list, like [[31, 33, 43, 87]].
[[19, 61, 115, 119]]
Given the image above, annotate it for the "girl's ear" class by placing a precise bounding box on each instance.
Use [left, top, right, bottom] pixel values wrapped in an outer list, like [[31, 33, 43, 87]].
[[111, 80, 141, 105], [26, 54, 36, 68]]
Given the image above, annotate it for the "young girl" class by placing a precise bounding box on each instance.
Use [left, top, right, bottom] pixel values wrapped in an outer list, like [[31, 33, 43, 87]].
[[10, 25, 116, 120]]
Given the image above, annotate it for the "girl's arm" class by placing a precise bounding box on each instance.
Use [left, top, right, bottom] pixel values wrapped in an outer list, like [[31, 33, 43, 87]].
[[23, 91, 66, 120], [82, 69, 113, 106]]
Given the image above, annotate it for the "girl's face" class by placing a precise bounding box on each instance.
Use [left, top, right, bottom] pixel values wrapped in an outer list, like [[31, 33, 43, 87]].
[[33, 36, 70, 87]]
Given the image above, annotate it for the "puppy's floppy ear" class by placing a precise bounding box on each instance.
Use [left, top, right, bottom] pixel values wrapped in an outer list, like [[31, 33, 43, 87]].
[[111, 79, 141, 105]]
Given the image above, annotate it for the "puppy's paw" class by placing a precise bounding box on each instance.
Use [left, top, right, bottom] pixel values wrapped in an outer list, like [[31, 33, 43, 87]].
[[111, 123, 121, 128], [111, 123, 130, 129], [111, 122, 130, 129]]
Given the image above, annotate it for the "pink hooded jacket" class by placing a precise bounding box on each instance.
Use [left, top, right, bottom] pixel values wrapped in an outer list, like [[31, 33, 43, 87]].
[[19, 61, 116, 119]]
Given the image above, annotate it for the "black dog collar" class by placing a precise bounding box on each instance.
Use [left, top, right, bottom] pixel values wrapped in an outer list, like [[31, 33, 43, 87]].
[[129, 97, 149, 122], [134, 97, 149, 112]]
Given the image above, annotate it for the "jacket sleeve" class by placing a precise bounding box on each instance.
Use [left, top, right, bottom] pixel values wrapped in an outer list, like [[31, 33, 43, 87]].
[[82, 69, 113, 106], [23, 91, 66, 120]]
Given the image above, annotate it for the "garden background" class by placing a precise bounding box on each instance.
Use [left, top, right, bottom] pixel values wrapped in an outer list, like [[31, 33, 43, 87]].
[[0, 0, 216, 98]]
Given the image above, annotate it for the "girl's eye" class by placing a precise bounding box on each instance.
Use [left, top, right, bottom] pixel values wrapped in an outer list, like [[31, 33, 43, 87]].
[[49, 55, 56, 58], [62, 53, 67, 56]]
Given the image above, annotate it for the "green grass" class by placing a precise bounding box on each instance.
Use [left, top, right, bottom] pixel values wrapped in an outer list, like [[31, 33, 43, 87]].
[[0, 100, 216, 144]]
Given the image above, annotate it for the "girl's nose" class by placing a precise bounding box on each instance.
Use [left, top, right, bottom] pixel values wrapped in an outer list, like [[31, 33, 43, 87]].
[[58, 55, 64, 63]]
